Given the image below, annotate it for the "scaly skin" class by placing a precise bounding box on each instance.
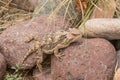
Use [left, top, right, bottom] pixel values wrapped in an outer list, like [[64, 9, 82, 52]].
[[22, 28, 82, 72]]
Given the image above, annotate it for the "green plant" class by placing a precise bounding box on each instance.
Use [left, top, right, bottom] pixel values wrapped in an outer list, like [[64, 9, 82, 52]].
[[4, 64, 23, 80]]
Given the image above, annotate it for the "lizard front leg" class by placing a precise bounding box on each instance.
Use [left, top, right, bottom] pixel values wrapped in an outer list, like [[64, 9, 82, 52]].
[[24, 36, 35, 43], [24, 35, 40, 43], [53, 43, 69, 60]]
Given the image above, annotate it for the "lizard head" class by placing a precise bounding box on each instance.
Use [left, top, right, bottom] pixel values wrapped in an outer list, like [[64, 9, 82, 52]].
[[66, 28, 82, 42]]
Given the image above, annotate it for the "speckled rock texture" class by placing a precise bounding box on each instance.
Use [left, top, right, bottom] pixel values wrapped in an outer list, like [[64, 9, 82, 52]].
[[0, 53, 6, 78], [51, 38, 116, 80], [0, 15, 69, 69], [80, 19, 120, 40], [33, 68, 51, 80]]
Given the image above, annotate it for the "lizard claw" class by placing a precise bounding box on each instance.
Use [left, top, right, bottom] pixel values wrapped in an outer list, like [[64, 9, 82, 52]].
[[36, 57, 43, 73], [36, 63, 43, 73], [54, 52, 64, 61]]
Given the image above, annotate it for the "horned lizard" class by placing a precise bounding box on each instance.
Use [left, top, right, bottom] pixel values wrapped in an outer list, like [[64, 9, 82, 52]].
[[22, 28, 82, 72]]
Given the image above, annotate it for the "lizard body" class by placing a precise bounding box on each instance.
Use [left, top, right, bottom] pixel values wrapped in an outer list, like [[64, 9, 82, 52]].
[[22, 28, 82, 72]]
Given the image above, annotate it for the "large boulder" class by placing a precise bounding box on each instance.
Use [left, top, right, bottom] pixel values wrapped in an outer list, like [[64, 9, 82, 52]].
[[51, 38, 116, 80], [0, 15, 69, 69], [0, 53, 6, 78]]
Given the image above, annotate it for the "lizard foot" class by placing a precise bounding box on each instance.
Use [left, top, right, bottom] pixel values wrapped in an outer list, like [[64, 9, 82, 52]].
[[54, 52, 64, 61], [36, 63, 43, 73], [36, 57, 43, 73], [36, 53, 43, 73]]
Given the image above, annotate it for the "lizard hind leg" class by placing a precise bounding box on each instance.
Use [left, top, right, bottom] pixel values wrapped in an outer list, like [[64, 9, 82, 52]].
[[36, 49, 43, 73], [37, 62, 43, 73], [22, 47, 36, 64], [22, 41, 40, 63]]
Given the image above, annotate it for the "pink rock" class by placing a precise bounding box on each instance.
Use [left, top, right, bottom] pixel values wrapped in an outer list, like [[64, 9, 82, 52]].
[[33, 68, 51, 80], [0, 15, 69, 69], [51, 38, 116, 80]]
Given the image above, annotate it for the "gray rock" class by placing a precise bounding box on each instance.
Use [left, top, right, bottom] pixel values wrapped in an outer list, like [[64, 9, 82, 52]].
[[80, 18, 120, 40]]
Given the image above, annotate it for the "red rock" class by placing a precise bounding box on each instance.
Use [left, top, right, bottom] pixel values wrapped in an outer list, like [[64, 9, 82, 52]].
[[0, 15, 69, 69], [51, 38, 116, 80], [33, 68, 51, 80], [0, 53, 6, 78]]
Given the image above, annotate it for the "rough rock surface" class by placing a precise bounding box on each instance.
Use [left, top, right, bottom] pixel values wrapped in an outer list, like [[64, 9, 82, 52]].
[[33, 68, 51, 80], [51, 38, 116, 80], [0, 53, 6, 78], [0, 15, 69, 69]]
